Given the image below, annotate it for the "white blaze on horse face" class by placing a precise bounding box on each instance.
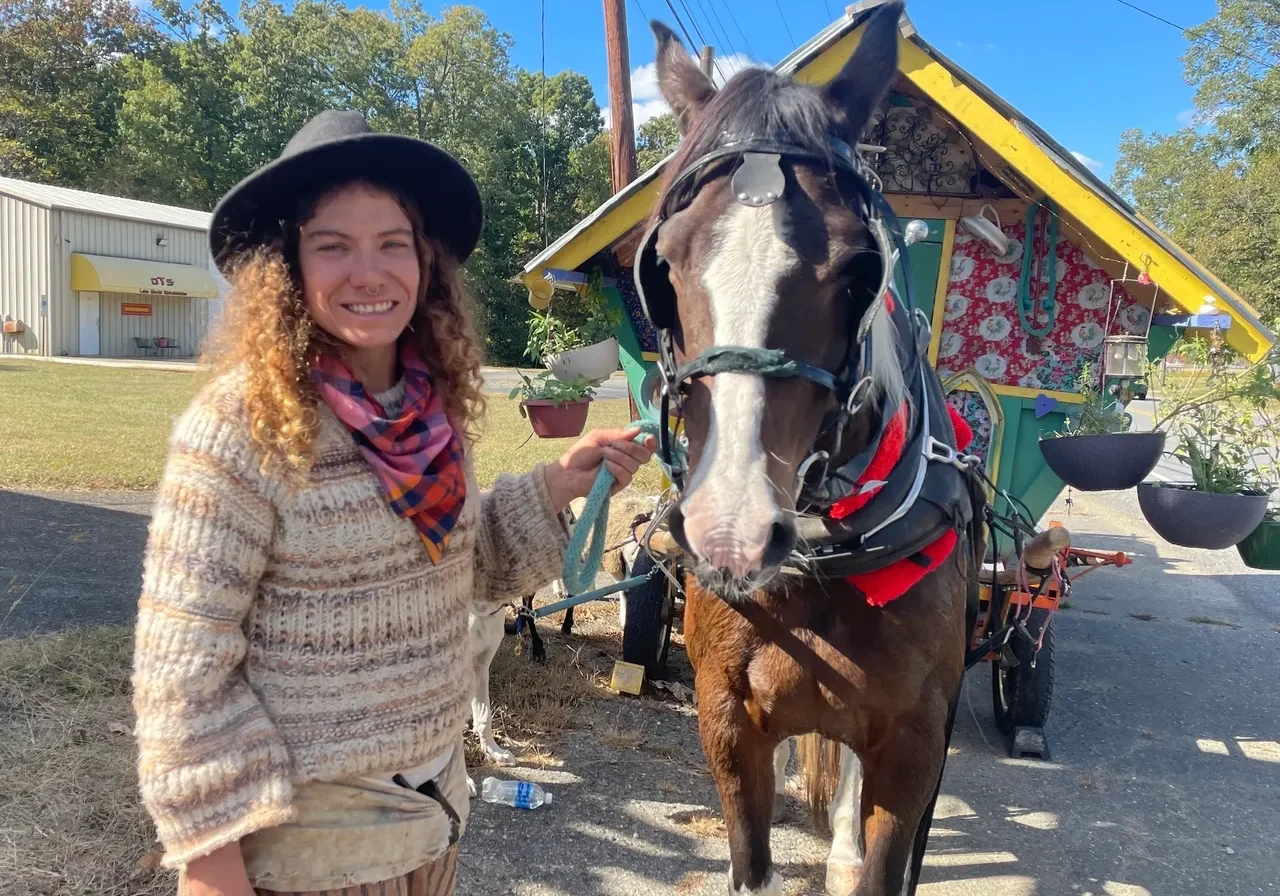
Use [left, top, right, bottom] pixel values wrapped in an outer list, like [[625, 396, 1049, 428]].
[[682, 202, 799, 576]]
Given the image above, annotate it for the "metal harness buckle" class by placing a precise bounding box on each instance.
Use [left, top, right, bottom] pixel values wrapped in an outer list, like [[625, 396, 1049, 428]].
[[926, 436, 978, 472]]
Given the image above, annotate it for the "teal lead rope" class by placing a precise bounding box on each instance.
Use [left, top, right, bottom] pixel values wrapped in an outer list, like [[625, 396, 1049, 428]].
[[560, 417, 667, 595], [559, 347, 813, 593]]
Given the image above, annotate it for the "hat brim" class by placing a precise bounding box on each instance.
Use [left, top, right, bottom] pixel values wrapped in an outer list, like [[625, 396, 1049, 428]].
[[210, 133, 483, 272]]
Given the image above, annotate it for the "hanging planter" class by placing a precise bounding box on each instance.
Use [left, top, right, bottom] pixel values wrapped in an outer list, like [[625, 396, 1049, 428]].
[[546, 336, 619, 385], [1040, 432, 1163, 492], [1236, 512, 1280, 570], [1038, 360, 1163, 491], [1039, 431, 1165, 491], [509, 370, 596, 440], [521, 398, 592, 439], [526, 266, 623, 385], [1137, 483, 1271, 550]]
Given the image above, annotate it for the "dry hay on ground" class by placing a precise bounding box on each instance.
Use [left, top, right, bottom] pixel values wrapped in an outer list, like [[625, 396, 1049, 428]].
[[0, 627, 172, 896]]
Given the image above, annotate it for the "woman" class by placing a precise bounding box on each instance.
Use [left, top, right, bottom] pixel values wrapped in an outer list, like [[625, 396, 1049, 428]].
[[132, 110, 655, 896]]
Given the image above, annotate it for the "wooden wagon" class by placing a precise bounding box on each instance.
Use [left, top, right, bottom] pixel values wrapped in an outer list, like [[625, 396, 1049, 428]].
[[516, 0, 1274, 755]]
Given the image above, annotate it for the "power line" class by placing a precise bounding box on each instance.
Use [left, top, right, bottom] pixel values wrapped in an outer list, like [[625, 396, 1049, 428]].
[[771, 0, 798, 48], [821, 0, 835, 22], [661, 0, 704, 65], [675, 0, 730, 83], [540, 0, 548, 248], [716, 0, 756, 60], [675, 0, 710, 48], [1113, 0, 1277, 72], [691, 0, 736, 60]]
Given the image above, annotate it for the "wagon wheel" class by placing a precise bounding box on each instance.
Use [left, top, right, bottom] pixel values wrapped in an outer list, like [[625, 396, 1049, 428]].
[[619, 551, 674, 680], [990, 607, 1055, 736]]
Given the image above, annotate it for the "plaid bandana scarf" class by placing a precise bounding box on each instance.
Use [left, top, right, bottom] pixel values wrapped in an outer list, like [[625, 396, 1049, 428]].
[[311, 345, 467, 564]]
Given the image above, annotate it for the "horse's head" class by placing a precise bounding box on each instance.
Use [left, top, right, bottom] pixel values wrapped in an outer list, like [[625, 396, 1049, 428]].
[[636, 2, 907, 596]]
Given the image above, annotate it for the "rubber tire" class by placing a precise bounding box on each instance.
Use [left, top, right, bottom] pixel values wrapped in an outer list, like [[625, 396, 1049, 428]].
[[991, 607, 1055, 736], [620, 552, 673, 680]]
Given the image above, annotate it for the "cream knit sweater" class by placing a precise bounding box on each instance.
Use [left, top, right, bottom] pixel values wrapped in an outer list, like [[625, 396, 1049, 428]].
[[132, 372, 569, 869]]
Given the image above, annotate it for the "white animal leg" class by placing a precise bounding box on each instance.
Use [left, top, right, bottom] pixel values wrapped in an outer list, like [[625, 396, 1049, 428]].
[[469, 608, 517, 767], [825, 745, 864, 896], [772, 739, 792, 822]]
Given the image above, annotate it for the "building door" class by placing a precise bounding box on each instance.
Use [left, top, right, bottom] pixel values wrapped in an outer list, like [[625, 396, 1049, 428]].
[[78, 291, 100, 356]]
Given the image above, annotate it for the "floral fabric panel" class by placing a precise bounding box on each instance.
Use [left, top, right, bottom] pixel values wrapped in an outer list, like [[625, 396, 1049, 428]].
[[615, 271, 659, 354], [935, 223, 1146, 393], [946, 389, 994, 465]]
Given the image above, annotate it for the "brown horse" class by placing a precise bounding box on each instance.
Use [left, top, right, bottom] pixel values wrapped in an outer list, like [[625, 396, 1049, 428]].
[[633, 4, 986, 894]]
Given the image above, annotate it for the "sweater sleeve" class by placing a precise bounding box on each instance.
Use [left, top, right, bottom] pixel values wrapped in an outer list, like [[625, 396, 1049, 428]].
[[132, 396, 295, 869], [473, 464, 572, 608]]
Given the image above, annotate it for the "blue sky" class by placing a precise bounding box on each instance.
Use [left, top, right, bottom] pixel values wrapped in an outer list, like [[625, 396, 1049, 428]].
[[407, 0, 1222, 183]]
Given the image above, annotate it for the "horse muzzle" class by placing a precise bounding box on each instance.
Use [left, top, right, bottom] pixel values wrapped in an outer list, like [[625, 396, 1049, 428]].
[[668, 504, 797, 587]]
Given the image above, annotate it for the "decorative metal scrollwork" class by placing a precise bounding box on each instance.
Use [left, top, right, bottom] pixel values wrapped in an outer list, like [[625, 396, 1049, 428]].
[[866, 97, 976, 195]]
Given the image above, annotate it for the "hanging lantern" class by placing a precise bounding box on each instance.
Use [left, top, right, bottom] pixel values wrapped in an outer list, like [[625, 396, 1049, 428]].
[[1103, 334, 1148, 379]]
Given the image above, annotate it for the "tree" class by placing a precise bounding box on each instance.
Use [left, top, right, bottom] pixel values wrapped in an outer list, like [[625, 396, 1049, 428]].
[[637, 113, 680, 173], [1113, 0, 1280, 326], [0, 0, 159, 184]]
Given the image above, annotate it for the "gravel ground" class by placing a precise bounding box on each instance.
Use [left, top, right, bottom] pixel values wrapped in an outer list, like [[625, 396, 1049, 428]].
[[457, 488, 1280, 896]]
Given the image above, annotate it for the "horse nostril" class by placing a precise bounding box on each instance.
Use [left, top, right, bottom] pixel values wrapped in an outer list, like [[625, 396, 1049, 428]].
[[762, 519, 797, 568]]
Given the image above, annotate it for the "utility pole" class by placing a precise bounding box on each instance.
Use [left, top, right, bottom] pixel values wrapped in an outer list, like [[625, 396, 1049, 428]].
[[603, 0, 637, 194], [603, 0, 642, 422], [699, 45, 715, 78]]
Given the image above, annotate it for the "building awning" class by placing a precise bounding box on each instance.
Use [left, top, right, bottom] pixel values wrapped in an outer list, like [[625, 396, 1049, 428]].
[[70, 253, 219, 298]]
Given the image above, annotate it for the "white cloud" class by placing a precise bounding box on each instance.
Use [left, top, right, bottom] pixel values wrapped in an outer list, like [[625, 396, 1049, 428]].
[[1070, 150, 1104, 174], [602, 52, 763, 130], [1176, 108, 1197, 127]]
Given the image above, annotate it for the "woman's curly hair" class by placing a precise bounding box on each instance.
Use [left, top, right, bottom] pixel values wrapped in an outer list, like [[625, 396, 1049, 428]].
[[204, 179, 487, 470]]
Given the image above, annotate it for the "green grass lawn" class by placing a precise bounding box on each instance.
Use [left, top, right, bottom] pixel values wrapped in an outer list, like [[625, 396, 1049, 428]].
[[0, 360, 663, 493]]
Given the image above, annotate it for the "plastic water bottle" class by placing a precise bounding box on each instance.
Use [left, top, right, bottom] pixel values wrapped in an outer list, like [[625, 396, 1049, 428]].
[[480, 776, 553, 809]]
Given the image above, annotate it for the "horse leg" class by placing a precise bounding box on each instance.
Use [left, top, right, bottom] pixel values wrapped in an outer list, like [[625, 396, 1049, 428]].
[[772, 739, 792, 823], [700, 703, 782, 895], [825, 745, 865, 896], [854, 713, 950, 896]]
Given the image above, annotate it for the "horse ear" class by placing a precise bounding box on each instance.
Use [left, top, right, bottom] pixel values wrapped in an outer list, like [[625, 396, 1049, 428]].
[[652, 20, 716, 135], [822, 1, 903, 143]]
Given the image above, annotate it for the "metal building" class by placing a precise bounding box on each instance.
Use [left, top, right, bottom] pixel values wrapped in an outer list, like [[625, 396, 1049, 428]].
[[0, 176, 225, 358]]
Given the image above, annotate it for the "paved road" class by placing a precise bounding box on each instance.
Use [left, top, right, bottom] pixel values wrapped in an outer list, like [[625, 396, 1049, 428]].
[[480, 368, 631, 401], [2, 487, 1277, 895]]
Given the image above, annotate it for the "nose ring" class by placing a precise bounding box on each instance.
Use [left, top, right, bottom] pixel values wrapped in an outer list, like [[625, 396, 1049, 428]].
[[364, 285, 382, 296]]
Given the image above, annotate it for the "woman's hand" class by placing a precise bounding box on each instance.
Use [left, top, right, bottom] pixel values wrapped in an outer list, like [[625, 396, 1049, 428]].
[[544, 426, 658, 512], [180, 842, 256, 896]]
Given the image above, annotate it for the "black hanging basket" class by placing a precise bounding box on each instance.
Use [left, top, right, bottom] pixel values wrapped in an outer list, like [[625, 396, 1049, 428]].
[[1137, 483, 1272, 550], [1039, 431, 1166, 492]]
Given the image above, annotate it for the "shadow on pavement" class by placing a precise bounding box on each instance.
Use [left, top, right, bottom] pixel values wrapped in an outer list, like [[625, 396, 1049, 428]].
[[0, 489, 152, 638]]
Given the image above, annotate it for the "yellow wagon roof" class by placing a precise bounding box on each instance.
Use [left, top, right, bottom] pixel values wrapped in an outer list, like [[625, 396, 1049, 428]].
[[521, 1, 1274, 360]]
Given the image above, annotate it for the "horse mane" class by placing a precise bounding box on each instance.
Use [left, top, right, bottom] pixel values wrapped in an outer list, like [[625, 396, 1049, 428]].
[[656, 66, 907, 416]]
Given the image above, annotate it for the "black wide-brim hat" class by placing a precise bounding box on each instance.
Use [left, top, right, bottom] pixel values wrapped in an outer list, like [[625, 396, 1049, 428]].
[[210, 110, 483, 273]]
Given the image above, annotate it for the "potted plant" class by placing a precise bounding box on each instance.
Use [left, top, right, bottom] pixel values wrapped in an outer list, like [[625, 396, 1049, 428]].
[[1136, 339, 1278, 551], [1235, 402, 1280, 569], [526, 268, 622, 384], [1039, 362, 1166, 491], [508, 370, 597, 439]]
